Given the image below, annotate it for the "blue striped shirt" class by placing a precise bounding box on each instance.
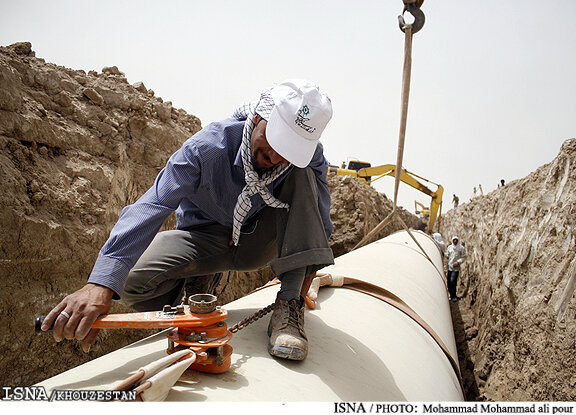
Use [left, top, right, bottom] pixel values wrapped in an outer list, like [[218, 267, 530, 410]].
[[88, 118, 333, 297]]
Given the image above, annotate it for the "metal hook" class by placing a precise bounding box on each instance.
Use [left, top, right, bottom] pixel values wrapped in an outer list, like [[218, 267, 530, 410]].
[[398, 3, 425, 34]]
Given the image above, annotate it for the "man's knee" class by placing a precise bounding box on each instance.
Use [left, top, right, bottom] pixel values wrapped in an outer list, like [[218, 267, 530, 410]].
[[233, 246, 275, 271]]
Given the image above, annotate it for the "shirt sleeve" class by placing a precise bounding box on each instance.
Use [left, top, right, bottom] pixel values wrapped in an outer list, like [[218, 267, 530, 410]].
[[308, 143, 334, 240], [87, 141, 202, 298]]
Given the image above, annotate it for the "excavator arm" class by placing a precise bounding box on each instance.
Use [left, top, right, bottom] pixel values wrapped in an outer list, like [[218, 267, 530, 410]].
[[329, 162, 443, 233]]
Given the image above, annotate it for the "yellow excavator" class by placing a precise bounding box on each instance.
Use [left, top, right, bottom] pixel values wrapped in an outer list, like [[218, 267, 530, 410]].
[[414, 201, 430, 217], [329, 161, 443, 233]]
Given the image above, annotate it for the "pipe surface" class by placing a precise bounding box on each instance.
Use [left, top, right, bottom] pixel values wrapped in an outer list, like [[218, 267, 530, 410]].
[[37, 230, 463, 401]]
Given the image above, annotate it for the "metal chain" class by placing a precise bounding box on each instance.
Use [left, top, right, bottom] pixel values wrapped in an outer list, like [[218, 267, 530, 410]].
[[229, 303, 274, 333]]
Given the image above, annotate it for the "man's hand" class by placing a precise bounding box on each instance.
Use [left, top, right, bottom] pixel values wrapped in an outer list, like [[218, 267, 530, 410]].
[[41, 283, 114, 353]]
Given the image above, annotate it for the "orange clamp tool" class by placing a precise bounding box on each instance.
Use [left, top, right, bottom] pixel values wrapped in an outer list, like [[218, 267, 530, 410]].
[[36, 294, 233, 374]]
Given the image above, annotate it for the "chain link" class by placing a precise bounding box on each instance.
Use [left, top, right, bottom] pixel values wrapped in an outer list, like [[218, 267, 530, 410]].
[[229, 303, 275, 333]]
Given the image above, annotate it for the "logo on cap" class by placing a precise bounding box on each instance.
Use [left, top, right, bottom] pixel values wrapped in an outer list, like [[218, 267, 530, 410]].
[[295, 105, 316, 134]]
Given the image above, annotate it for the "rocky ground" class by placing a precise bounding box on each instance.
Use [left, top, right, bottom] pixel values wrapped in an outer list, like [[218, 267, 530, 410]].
[[1, 42, 574, 401]]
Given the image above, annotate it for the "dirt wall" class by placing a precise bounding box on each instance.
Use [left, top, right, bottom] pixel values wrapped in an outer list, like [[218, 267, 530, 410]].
[[439, 139, 576, 401], [0, 42, 202, 386]]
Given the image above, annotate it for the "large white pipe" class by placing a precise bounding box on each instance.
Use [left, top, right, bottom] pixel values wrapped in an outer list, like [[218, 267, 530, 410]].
[[37, 230, 463, 401]]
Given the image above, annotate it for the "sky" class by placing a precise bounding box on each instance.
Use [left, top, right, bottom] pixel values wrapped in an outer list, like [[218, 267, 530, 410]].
[[1, 0, 575, 214]]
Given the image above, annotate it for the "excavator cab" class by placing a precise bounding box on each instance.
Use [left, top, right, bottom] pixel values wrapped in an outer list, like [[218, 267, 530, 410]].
[[346, 161, 372, 183], [346, 160, 371, 171], [329, 160, 373, 183]]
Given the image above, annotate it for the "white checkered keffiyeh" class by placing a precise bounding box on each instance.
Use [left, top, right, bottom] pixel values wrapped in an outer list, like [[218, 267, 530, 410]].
[[231, 91, 291, 246]]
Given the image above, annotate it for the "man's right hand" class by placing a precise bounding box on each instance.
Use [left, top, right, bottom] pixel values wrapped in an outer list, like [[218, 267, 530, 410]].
[[41, 283, 114, 353]]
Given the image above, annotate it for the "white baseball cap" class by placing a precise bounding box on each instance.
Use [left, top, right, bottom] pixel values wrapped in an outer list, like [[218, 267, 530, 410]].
[[265, 79, 333, 168]]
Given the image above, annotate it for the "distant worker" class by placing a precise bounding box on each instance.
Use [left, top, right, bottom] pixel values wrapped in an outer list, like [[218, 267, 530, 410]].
[[452, 194, 459, 208], [478, 184, 483, 196], [446, 235, 467, 301], [473, 186, 477, 197], [341, 161, 346, 169], [499, 179, 505, 187], [432, 233, 445, 256]]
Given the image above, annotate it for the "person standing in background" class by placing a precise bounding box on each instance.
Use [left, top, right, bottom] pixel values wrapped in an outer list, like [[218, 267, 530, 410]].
[[452, 194, 459, 208], [446, 235, 467, 301]]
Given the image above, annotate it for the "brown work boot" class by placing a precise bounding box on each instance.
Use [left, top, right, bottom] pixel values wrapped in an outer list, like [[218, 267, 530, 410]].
[[267, 295, 308, 361]]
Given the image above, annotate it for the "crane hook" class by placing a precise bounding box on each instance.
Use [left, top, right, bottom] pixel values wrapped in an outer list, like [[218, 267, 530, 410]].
[[398, 3, 425, 34]]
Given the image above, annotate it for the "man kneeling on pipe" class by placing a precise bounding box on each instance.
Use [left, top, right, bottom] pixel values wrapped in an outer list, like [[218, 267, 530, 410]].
[[41, 79, 335, 361]]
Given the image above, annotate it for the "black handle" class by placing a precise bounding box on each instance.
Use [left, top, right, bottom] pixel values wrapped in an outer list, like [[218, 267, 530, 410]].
[[35, 315, 50, 332]]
